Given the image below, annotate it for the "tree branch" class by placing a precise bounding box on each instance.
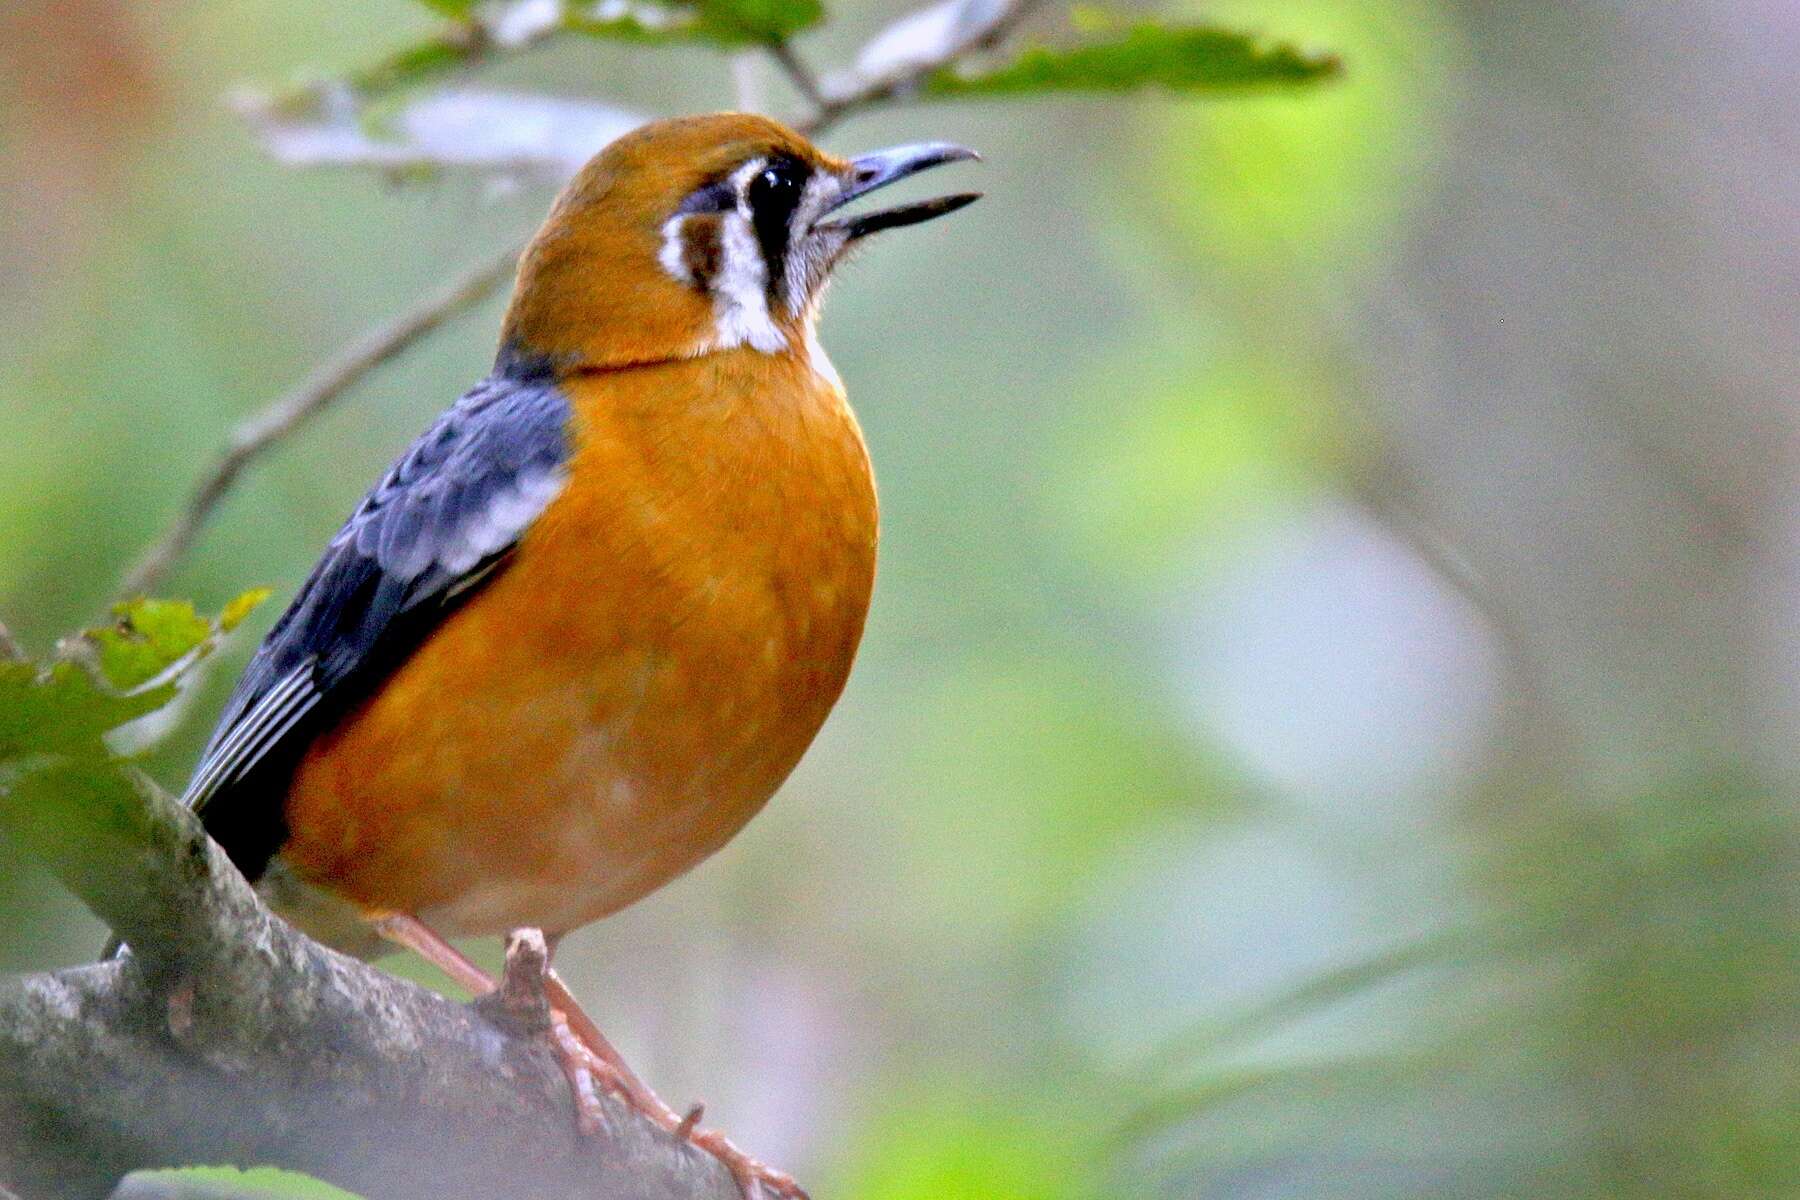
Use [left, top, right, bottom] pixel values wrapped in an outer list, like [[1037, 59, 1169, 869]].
[[0, 617, 24, 662], [0, 759, 740, 1200], [113, 246, 522, 605], [766, 40, 827, 113], [803, 0, 1048, 131]]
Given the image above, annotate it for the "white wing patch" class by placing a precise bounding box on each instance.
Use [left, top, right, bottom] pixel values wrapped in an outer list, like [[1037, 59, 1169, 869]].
[[442, 466, 568, 574]]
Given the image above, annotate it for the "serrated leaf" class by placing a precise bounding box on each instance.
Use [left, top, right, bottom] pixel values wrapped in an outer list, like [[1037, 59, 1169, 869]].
[[219, 587, 272, 632], [0, 590, 265, 781], [88, 598, 213, 692], [921, 17, 1341, 99]]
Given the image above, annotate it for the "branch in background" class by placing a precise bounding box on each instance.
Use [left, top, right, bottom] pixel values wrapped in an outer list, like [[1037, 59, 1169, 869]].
[[0, 757, 740, 1200], [765, 40, 827, 112], [118, 6, 1045, 604], [113, 247, 522, 605], [812, 0, 1047, 117]]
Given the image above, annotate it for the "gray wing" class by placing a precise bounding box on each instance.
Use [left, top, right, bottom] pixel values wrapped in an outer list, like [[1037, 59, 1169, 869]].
[[188, 371, 571, 878]]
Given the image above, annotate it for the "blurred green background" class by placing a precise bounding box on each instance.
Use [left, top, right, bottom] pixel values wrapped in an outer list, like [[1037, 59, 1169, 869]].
[[3, 1, 1797, 1198]]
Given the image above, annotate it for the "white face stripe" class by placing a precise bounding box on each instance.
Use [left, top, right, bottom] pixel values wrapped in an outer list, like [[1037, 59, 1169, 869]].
[[655, 156, 858, 359], [658, 214, 694, 286], [706, 158, 784, 353]]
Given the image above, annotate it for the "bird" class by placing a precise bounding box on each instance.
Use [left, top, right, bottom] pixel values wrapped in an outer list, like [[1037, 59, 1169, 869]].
[[162, 113, 979, 1196]]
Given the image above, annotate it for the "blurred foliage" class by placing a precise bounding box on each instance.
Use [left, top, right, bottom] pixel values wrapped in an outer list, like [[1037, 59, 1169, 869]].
[[124, 1166, 361, 1200], [0, 594, 263, 765], [922, 13, 1340, 99], [1051, 353, 1343, 587], [828, 1084, 1099, 1200], [1145, 0, 1465, 279]]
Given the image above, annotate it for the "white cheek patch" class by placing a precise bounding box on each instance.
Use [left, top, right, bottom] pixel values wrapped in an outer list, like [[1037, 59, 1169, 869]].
[[659, 214, 694, 285], [713, 207, 786, 354], [656, 159, 789, 356]]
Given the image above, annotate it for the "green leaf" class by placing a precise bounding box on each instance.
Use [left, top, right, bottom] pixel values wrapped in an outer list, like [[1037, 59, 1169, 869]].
[[124, 1165, 366, 1200], [921, 15, 1341, 99], [82, 592, 266, 693], [0, 592, 271, 766], [694, 0, 824, 40], [219, 587, 273, 632], [413, 0, 478, 16], [87, 598, 213, 692], [345, 35, 476, 98], [0, 660, 170, 764], [348, 0, 826, 102]]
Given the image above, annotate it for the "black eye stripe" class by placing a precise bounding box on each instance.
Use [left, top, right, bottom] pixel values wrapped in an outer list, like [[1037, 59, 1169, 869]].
[[748, 156, 809, 305], [676, 179, 737, 215]]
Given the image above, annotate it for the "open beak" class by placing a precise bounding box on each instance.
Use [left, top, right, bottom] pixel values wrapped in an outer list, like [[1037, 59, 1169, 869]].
[[823, 142, 982, 239]]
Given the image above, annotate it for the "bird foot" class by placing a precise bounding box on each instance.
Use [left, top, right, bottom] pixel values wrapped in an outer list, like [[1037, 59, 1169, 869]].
[[547, 1008, 622, 1135], [688, 1121, 811, 1200], [453, 924, 807, 1200], [545, 1030, 808, 1199]]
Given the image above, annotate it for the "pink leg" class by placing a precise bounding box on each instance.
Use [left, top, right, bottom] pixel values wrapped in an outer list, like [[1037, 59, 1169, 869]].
[[372, 914, 809, 1199], [371, 913, 496, 996], [371, 915, 618, 1133]]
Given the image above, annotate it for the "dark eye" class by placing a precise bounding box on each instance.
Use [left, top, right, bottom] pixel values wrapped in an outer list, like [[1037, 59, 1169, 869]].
[[749, 159, 806, 214], [744, 156, 810, 305]]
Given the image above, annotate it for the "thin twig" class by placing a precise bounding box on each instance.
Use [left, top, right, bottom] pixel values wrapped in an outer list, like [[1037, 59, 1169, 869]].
[[0, 617, 23, 662], [120, 4, 1041, 604], [767, 39, 827, 113], [113, 243, 523, 604], [801, 0, 1049, 132]]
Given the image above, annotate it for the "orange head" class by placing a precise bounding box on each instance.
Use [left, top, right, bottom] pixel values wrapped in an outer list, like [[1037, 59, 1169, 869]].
[[498, 112, 979, 375]]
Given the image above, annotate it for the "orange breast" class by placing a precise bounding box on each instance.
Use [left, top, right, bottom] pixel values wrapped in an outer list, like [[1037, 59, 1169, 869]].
[[278, 347, 877, 937]]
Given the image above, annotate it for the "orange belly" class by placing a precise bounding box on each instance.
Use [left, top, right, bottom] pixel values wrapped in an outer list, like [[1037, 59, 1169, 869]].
[[276, 348, 876, 938]]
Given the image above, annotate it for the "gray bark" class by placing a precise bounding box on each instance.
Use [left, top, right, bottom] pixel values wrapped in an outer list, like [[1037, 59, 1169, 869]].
[[0, 761, 743, 1200]]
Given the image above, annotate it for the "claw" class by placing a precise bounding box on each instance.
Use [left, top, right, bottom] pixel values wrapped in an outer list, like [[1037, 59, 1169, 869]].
[[548, 1010, 617, 1135], [690, 1126, 811, 1200], [379, 916, 812, 1199], [675, 1102, 705, 1140]]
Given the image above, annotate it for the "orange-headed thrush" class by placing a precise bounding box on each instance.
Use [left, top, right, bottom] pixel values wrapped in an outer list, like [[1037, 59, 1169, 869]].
[[177, 113, 979, 1195]]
